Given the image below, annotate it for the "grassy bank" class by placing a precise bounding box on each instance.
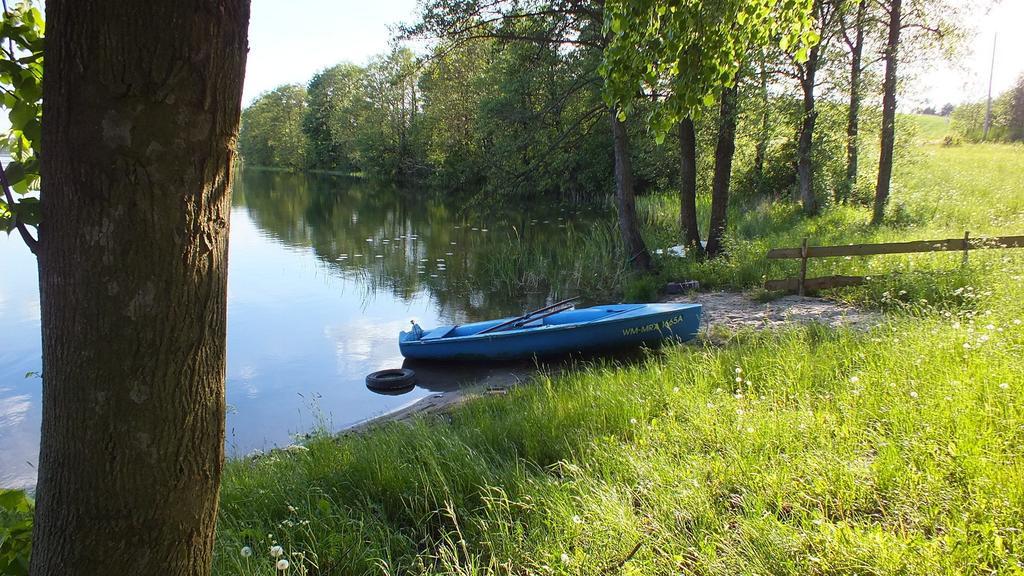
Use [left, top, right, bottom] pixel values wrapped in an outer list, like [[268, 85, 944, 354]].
[[214, 134, 1024, 574], [638, 134, 1024, 300]]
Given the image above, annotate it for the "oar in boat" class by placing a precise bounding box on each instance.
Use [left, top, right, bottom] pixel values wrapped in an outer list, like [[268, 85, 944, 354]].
[[478, 296, 581, 335]]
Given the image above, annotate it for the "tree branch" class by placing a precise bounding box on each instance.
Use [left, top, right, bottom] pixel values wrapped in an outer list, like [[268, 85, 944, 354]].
[[899, 22, 943, 36], [0, 164, 39, 255]]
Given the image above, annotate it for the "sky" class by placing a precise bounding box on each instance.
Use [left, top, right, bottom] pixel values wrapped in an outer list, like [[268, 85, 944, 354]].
[[243, 0, 1024, 109], [242, 0, 420, 104], [912, 0, 1024, 108]]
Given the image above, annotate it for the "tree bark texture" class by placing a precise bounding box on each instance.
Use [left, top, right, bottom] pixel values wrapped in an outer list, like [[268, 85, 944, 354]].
[[873, 0, 901, 225], [797, 45, 820, 215], [677, 118, 703, 258], [705, 85, 739, 258], [609, 109, 651, 271], [32, 2, 250, 575], [843, 0, 866, 203]]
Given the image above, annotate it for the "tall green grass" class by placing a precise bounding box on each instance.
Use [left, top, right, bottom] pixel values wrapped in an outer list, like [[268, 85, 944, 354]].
[[214, 136, 1024, 574], [216, 305, 1024, 574]]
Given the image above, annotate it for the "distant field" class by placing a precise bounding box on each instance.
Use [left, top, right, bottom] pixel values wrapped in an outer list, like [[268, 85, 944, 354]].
[[908, 112, 952, 144]]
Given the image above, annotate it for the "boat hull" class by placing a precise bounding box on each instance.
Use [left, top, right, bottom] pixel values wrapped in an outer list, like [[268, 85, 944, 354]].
[[399, 303, 701, 361]]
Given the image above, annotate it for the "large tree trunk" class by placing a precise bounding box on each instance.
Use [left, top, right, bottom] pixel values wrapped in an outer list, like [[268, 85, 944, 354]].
[[873, 0, 901, 225], [842, 0, 866, 203], [31, 2, 250, 575], [705, 85, 739, 258], [677, 118, 703, 259], [797, 46, 820, 215], [609, 109, 651, 271]]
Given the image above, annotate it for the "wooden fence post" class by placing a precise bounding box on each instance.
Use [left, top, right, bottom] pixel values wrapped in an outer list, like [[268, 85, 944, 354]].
[[962, 230, 970, 267], [798, 237, 809, 297]]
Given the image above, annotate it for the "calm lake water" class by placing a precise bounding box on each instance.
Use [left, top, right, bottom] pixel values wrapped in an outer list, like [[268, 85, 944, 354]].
[[0, 170, 605, 489]]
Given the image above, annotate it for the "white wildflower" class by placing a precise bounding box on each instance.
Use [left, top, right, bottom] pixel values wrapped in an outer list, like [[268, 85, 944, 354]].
[[672, 386, 680, 393], [572, 515, 582, 524], [276, 559, 289, 571], [735, 376, 743, 383], [629, 418, 637, 425], [270, 545, 284, 558], [986, 324, 995, 331], [999, 383, 1009, 390], [287, 505, 296, 513], [561, 553, 571, 564], [734, 367, 743, 374], [241, 546, 253, 558], [909, 391, 918, 399], [849, 376, 859, 384]]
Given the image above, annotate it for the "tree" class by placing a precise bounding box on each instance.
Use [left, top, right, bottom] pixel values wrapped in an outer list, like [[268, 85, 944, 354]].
[[705, 85, 739, 257], [601, 0, 817, 257], [303, 63, 369, 172], [785, 0, 848, 215], [953, 88, 1014, 142], [871, 0, 901, 224], [677, 118, 702, 257], [1010, 74, 1024, 142], [359, 48, 425, 181], [0, 1, 43, 246], [418, 39, 492, 190], [872, 0, 963, 224], [406, 0, 654, 270], [839, 0, 869, 203], [239, 84, 308, 170], [30, 2, 250, 575]]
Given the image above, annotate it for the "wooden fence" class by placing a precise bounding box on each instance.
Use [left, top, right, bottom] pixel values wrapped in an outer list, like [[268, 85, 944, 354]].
[[765, 232, 1024, 295]]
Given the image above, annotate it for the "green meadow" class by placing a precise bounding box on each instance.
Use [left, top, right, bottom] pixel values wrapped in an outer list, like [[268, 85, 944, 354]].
[[214, 118, 1024, 575]]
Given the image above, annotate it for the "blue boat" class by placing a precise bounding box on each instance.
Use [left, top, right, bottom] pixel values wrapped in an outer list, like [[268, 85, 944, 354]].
[[399, 302, 702, 361]]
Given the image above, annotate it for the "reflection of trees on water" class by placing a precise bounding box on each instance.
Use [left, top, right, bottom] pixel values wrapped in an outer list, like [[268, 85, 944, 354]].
[[232, 169, 620, 321]]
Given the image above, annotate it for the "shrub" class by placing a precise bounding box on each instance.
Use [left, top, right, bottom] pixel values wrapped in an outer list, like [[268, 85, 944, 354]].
[[0, 490, 34, 576], [622, 274, 661, 302]]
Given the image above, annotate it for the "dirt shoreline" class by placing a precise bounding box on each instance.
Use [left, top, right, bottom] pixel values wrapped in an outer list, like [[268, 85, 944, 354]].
[[341, 292, 880, 436]]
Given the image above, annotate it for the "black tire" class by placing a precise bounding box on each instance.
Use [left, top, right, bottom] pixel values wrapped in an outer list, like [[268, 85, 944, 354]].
[[365, 368, 416, 390]]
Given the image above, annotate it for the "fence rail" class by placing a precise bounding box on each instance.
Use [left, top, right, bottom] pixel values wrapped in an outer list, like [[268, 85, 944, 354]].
[[765, 232, 1024, 295]]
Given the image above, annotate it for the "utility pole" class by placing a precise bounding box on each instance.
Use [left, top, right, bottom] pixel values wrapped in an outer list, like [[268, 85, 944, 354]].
[[982, 33, 996, 141]]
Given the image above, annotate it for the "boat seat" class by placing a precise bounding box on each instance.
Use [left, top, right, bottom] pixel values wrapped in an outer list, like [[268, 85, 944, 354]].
[[421, 326, 456, 340]]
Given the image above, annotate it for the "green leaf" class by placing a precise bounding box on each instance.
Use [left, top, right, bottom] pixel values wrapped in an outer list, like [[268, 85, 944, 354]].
[[0, 489, 33, 513], [11, 197, 40, 225], [3, 161, 26, 186], [9, 100, 34, 129]]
